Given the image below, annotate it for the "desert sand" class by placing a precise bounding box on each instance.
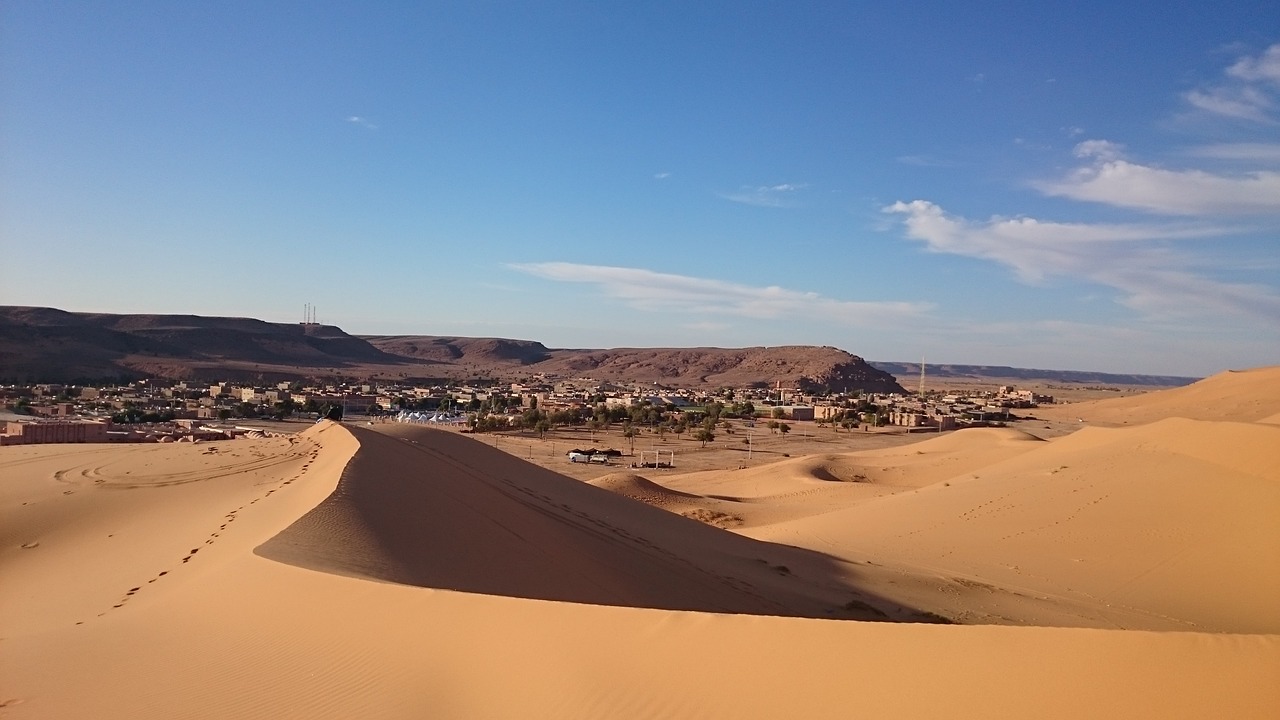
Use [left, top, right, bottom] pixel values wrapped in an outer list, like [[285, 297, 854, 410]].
[[2, 369, 1278, 718]]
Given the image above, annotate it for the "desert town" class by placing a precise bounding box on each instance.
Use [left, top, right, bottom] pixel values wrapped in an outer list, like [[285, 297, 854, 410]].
[[4, 365, 1277, 720], [1, 373, 1055, 448]]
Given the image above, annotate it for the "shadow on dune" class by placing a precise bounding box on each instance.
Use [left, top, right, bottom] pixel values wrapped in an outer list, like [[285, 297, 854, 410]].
[[256, 424, 948, 622]]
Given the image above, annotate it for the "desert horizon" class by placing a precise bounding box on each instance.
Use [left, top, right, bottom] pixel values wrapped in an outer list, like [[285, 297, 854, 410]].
[[3, 365, 1277, 718], [6, 6, 1277, 716]]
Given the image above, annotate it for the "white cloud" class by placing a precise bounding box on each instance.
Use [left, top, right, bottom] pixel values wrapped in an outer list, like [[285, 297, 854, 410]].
[[509, 262, 930, 324], [1184, 142, 1280, 163], [682, 321, 731, 332], [1036, 142, 1280, 215], [718, 183, 807, 208], [654, 172, 671, 179], [1227, 43, 1280, 84], [883, 200, 1280, 321], [1183, 43, 1280, 123], [345, 115, 379, 130], [1072, 139, 1126, 161], [1184, 87, 1274, 123], [897, 154, 954, 167]]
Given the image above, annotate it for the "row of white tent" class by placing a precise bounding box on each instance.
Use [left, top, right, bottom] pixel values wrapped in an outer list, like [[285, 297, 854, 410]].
[[394, 411, 468, 425]]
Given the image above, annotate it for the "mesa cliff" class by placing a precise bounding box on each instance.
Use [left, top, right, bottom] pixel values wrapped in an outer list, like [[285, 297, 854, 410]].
[[0, 307, 904, 393]]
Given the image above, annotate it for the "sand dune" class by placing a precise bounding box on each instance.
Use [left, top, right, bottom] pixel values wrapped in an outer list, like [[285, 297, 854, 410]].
[[3, 369, 1278, 718], [1037, 364, 1280, 425], [608, 427, 1053, 533], [745, 417, 1279, 632], [256, 423, 921, 620]]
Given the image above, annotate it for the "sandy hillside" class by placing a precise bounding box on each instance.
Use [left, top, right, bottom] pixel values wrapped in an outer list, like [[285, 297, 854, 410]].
[[745, 417, 1280, 631], [3, 369, 1279, 718], [589, 413, 1279, 632], [1036, 365, 1280, 425]]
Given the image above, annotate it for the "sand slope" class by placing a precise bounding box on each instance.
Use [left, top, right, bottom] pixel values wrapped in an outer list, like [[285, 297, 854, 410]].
[[1037, 365, 1280, 424], [745, 418, 1279, 632], [256, 424, 935, 621], [3, 386, 1279, 719], [617, 428, 1048, 530]]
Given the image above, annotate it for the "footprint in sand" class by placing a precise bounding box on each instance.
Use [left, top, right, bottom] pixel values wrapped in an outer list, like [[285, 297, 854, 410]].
[[21, 541, 39, 549]]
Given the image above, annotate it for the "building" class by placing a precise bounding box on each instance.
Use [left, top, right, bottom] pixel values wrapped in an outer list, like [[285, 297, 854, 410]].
[[888, 411, 956, 431], [28, 403, 76, 417], [774, 405, 815, 421], [1, 419, 110, 446]]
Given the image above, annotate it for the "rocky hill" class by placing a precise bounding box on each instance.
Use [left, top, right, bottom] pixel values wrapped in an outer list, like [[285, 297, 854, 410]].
[[0, 307, 903, 392], [868, 361, 1199, 388]]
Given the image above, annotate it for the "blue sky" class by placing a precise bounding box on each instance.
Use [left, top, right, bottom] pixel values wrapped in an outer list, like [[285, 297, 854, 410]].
[[2, 2, 1277, 376]]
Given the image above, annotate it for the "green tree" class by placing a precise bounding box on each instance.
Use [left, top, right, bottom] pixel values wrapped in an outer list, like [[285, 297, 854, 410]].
[[694, 428, 715, 447], [705, 402, 724, 422], [779, 423, 791, 437], [273, 399, 298, 419]]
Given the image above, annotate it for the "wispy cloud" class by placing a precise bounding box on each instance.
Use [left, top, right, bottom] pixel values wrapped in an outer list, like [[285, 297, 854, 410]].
[[718, 183, 807, 208], [1182, 43, 1280, 123], [896, 154, 954, 167], [883, 200, 1280, 321], [509, 262, 931, 324], [345, 115, 379, 130], [1227, 43, 1280, 83], [1184, 142, 1280, 163], [682, 320, 731, 332], [654, 172, 671, 180], [1034, 140, 1280, 215]]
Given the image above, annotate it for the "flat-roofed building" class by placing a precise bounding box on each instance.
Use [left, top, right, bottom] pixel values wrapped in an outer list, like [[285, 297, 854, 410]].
[[1, 419, 110, 446]]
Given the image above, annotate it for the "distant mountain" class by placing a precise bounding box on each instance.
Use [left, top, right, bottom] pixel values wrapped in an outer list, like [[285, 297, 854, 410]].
[[0, 307, 903, 392], [869, 361, 1199, 388], [0, 306, 402, 384]]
